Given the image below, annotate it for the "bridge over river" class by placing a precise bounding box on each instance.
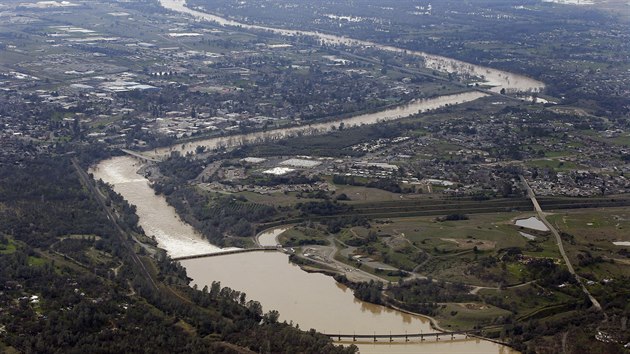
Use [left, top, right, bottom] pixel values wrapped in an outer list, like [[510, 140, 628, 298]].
[[120, 149, 163, 163], [172, 247, 280, 261], [324, 330, 481, 342]]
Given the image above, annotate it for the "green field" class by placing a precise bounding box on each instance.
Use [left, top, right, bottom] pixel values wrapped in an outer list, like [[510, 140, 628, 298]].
[[434, 302, 512, 331], [547, 208, 630, 281], [329, 212, 563, 286], [0, 238, 17, 255]]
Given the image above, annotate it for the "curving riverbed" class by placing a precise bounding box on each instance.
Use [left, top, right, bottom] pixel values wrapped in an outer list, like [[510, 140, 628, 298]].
[[159, 0, 544, 94], [92, 156, 518, 353], [90, 3, 533, 350], [149, 91, 487, 157]]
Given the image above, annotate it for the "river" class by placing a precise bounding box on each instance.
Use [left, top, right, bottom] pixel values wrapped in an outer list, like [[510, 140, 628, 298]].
[[91, 156, 517, 353], [89, 156, 238, 258], [149, 91, 487, 157], [257, 227, 289, 247], [90, 2, 529, 351], [159, 0, 544, 94]]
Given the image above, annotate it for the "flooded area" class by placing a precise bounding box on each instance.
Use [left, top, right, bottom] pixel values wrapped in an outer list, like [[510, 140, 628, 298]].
[[519, 232, 537, 241], [542, 0, 594, 4], [160, 0, 545, 93], [182, 252, 518, 353], [159, 0, 544, 94], [515, 217, 549, 231], [93, 153, 518, 354], [90, 156, 237, 258], [257, 227, 289, 247], [90, 16, 525, 348], [150, 91, 488, 157], [355, 340, 517, 354], [183, 252, 429, 334]]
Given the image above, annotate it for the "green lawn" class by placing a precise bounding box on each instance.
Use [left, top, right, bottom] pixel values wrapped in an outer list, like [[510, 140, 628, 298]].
[[0, 239, 17, 255], [28, 256, 46, 267], [332, 213, 564, 286], [435, 302, 512, 331]]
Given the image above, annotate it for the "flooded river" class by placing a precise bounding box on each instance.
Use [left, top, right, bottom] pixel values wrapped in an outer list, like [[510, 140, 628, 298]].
[[90, 156, 236, 258], [92, 156, 518, 353], [91, 4, 531, 350], [183, 252, 515, 353], [150, 91, 487, 157], [159, 0, 544, 94]]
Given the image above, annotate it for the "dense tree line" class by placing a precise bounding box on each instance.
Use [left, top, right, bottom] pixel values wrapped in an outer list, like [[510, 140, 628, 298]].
[[158, 152, 205, 182], [386, 278, 478, 316], [296, 200, 353, 216], [157, 184, 277, 245], [0, 153, 356, 353], [0, 157, 117, 248]]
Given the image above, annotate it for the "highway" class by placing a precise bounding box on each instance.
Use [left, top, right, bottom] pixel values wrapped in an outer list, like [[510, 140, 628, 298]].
[[520, 176, 602, 311]]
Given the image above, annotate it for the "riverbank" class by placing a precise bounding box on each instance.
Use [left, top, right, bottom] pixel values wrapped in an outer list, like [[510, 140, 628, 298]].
[[147, 91, 488, 158], [159, 0, 544, 95]]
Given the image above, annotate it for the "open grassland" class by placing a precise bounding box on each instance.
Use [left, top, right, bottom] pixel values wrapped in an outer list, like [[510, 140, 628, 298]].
[[477, 284, 579, 321], [369, 213, 558, 255], [547, 208, 630, 281], [0, 238, 17, 255], [434, 303, 512, 331], [333, 213, 564, 286]]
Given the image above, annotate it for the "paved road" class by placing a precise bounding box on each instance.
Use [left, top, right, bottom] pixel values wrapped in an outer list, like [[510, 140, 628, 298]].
[[520, 176, 602, 311], [300, 237, 388, 283]]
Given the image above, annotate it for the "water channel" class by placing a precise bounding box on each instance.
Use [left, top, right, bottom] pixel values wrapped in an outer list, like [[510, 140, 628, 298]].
[[515, 216, 550, 232], [89, 2, 537, 351], [159, 0, 545, 95], [90, 156, 237, 258], [256, 227, 289, 247], [92, 155, 518, 354], [150, 91, 487, 157]]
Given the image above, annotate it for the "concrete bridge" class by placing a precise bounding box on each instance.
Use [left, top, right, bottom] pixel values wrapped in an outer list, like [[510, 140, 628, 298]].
[[324, 330, 479, 342], [172, 247, 280, 261], [120, 149, 162, 163]]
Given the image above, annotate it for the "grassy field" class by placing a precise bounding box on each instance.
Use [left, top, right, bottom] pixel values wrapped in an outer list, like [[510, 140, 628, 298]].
[[0, 238, 17, 255], [27, 256, 46, 267], [277, 226, 329, 246], [547, 208, 630, 242], [547, 208, 630, 281], [330, 212, 564, 286], [368, 213, 543, 252], [477, 284, 577, 318], [332, 184, 416, 203], [434, 302, 512, 331]]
